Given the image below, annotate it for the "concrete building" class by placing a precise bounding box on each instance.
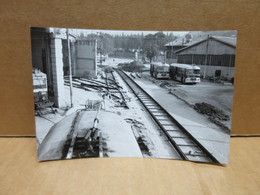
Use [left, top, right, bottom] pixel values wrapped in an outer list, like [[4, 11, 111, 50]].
[[31, 27, 97, 108], [175, 36, 237, 80], [73, 40, 97, 78]]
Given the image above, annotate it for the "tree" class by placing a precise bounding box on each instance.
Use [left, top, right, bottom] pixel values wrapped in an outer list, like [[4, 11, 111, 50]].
[[143, 34, 159, 62], [146, 47, 157, 63], [143, 32, 178, 62]]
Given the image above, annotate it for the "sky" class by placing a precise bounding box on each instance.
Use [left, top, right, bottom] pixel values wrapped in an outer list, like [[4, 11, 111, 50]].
[[83, 29, 189, 36], [50, 27, 189, 37]]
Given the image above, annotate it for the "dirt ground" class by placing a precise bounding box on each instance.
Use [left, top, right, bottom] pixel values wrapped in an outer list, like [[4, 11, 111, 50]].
[[141, 71, 234, 131]]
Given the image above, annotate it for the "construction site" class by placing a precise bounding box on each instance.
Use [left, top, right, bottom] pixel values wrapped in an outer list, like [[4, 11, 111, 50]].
[[31, 28, 235, 164]]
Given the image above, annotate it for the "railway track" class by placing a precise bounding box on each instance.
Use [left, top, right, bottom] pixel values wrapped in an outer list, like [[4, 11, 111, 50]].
[[104, 70, 128, 108], [116, 69, 219, 163]]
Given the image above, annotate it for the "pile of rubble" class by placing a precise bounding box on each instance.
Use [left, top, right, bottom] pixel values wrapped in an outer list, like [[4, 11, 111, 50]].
[[193, 102, 230, 132], [117, 60, 145, 72], [193, 102, 230, 121], [158, 81, 174, 88], [151, 80, 171, 88]]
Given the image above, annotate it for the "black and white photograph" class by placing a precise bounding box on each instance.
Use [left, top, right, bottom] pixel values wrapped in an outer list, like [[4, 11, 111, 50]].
[[31, 27, 237, 164]]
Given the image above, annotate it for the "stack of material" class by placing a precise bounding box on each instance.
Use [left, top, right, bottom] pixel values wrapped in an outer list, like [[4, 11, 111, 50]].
[[64, 76, 128, 108], [64, 78, 119, 91]]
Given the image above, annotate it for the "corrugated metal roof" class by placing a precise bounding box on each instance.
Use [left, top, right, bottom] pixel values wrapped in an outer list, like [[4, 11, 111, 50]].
[[212, 36, 237, 47], [175, 36, 237, 53]]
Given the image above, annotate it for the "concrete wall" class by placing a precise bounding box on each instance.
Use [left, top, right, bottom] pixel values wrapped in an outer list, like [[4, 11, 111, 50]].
[[199, 65, 235, 79], [74, 40, 97, 78]]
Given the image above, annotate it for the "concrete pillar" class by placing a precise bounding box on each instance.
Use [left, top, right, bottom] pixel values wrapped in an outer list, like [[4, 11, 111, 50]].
[[50, 38, 65, 108]]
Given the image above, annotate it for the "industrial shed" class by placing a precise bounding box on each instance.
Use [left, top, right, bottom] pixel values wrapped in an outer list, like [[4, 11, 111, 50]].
[[165, 37, 192, 63], [175, 36, 237, 80]]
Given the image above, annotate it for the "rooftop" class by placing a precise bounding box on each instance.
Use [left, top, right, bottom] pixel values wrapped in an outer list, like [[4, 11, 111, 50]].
[[175, 36, 237, 53], [212, 36, 237, 47]]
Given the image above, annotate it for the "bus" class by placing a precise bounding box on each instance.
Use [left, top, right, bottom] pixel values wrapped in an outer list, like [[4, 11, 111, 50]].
[[169, 63, 200, 84], [150, 62, 170, 79]]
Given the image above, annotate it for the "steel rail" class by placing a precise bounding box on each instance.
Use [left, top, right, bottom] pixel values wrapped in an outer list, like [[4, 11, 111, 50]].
[[105, 70, 128, 108], [111, 71, 127, 102], [116, 69, 219, 163]]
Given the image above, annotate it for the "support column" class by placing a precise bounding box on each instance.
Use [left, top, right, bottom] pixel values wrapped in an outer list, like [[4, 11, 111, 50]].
[[50, 38, 65, 108]]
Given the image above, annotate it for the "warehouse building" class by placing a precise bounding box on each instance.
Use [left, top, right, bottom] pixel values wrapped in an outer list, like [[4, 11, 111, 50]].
[[165, 37, 192, 63], [175, 36, 236, 80]]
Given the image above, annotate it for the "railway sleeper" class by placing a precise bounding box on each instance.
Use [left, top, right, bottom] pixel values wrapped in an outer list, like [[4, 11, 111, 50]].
[[116, 70, 219, 163]]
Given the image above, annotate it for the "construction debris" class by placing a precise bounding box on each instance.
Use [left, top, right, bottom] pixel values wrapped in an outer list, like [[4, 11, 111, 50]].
[[193, 102, 230, 132], [64, 68, 128, 108], [117, 60, 145, 72], [193, 102, 230, 121]]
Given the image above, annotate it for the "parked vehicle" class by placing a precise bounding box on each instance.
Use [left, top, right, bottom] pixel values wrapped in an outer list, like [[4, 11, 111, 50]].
[[150, 62, 170, 79], [169, 63, 200, 84]]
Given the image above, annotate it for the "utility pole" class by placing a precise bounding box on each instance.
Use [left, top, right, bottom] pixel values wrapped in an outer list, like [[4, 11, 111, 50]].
[[99, 33, 103, 66], [66, 28, 73, 107], [203, 35, 210, 79]]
